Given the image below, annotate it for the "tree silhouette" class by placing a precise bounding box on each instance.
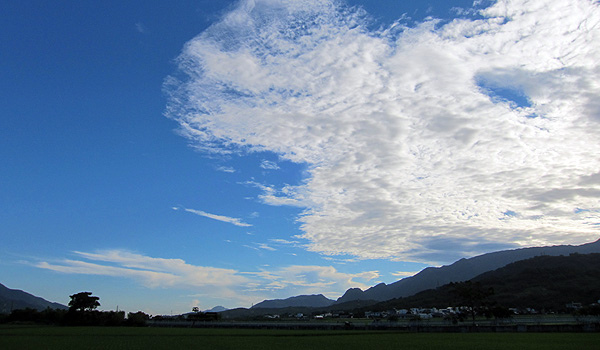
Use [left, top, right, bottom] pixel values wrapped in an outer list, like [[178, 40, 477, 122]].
[[68, 292, 100, 312], [189, 306, 201, 327]]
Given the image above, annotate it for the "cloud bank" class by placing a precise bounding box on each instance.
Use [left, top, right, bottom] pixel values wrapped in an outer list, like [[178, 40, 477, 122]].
[[166, 0, 600, 263], [36, 250, 378, 306]]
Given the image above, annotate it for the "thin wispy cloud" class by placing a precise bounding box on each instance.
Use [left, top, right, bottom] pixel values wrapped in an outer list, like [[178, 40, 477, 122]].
[[257, 243, 276, 251], [270, 239, 301, 245], [135, 22, 147, 34], [243, 243, 277, 251], [166, 0, 600, 263], [216, 165, 236, 173], [260, 160, 280, 170], [49, 250, 245, 287], [35, 250, 378, 306], [256, 243, 277, 252], [183, 208, 252, 227]]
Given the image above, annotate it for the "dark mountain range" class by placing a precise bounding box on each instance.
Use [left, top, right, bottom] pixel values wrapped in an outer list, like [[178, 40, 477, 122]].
[[222, 253, 600, 319], [336, 239, 600, 303], [475, 253, 600, 310], [0, 283, 67, 313], [251, 294, 335, 309], [369, 253, 600, 312]]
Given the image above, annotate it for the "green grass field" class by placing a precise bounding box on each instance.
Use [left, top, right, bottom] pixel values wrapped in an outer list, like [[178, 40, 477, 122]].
[[1, 326, 599, 350]]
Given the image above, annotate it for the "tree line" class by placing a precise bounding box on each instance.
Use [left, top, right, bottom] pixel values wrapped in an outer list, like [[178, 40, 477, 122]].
[[0, 292, 149, 326]]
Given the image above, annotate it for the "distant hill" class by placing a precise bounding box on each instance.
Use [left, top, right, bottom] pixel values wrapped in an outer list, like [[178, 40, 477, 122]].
[[221, 306, 310, 319], [0, 283, 67, 313], [204, 306, 228, 312], [336, 239, 600, 303], [252, 294, 335, 309], [369, 253, 600, 312], [221, 299, 377, 320]]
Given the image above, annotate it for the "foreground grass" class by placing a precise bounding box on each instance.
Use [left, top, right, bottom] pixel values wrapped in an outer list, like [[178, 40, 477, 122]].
[[1, 326, 599, 350]]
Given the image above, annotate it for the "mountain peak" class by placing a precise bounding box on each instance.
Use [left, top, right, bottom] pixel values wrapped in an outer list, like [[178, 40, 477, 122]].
[[252, 294, 334, 309], [204, 305, 228, 312], [336, 287, 366, 303]]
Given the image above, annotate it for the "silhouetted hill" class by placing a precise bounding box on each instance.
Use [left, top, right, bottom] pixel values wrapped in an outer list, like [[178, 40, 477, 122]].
[[221, 299, 378, 320], [369, 253, 600, 312], [252, 294, 335, 309], [0, 283, 67, 313], [338, 287, 375, 302], [336, 239, 600, 303], [204, 306, 228, 312], [474, 253, 600, 310]]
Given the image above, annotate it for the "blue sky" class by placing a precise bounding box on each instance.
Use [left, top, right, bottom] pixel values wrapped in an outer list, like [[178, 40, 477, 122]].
[[2, 0, 599, 315]]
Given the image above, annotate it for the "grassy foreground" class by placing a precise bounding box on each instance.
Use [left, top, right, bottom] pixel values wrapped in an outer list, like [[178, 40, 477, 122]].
[[1, 326, 599, 350]]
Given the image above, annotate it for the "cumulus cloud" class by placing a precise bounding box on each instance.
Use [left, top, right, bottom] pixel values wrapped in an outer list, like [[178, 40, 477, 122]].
[[35, 250, 378, 306], [183, 208, 252, 227], [166, 0, 600, 263]]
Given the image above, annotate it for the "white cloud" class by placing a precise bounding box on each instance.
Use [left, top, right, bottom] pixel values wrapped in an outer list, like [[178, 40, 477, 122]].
[[183, 208, 252, 227], [245, 243, 278, 251], [270, 238, 301, 245], [257, 243, 276, 251], [259, 193, 304, 207], [35, 250, 378, 307], [321, 256, 359, 264], [216, 165, 236, 173], [244, 265, 379, 299], [35, 250, 250, 307], [166, 0, 600, 263], [260, 160, 280, 170], [242, 181, 306, 207], [391, 270, 423, 278]]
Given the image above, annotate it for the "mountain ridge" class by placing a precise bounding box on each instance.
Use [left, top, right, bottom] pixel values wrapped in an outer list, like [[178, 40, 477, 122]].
[[367, 253, 600, 312], [336, 239, 600, 303], [221, 252, 600, 319], [0, 283, 67, 313]]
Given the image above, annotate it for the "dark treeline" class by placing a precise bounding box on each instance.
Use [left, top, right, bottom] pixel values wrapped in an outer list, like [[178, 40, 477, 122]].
[[0, 289, 219, 327], [0, 290, 150, 326], [0, 308, 150, 326]]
